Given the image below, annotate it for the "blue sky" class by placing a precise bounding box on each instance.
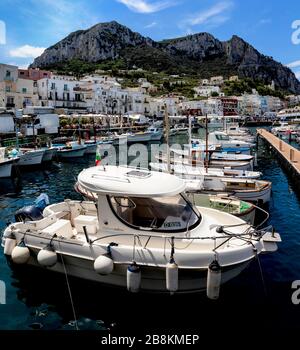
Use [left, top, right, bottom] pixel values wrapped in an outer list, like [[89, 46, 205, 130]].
[[1, 0, 300, 79]]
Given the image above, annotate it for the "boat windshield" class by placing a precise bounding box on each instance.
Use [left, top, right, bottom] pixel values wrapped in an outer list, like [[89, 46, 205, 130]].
[[109, 194, 201, 232], [215, 134, 230, 141]]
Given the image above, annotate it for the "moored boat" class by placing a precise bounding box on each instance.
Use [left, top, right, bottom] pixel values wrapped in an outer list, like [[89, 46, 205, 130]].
[[55, 141, 87, 159], [2, 166, 280, 296], [0, 148, 20, 178]]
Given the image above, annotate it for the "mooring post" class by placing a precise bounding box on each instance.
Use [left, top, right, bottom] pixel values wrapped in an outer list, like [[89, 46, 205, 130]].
[[290, 149, 294, 162], [279, 140, 283, 151]]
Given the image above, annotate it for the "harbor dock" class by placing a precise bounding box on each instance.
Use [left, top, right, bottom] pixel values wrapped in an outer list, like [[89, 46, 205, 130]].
[[257, 128, 300, 180]]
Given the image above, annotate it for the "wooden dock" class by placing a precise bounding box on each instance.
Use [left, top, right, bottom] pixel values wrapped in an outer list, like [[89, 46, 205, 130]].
[[257, 128, 300, 178]]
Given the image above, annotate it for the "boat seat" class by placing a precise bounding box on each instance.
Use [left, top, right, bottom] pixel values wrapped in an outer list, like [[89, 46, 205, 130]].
[[74, 215, 98, 235], [41, 219, 74, 239], [23, 214, 57, 231]]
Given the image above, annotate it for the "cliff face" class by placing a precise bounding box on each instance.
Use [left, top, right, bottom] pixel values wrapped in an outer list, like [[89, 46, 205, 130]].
[[31, 21, 300, 93], [32, 21, 155, 67]]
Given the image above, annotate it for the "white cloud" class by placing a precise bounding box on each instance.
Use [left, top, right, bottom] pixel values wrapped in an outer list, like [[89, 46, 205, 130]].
[[259, 18, 271, 25], [26, 0, 100, 41], [145, 22, 157, 28], [287, 60, 300, 69], [182, 1, 234, 27], [9, 45, 45, 58], [117, 0, 174, 13]]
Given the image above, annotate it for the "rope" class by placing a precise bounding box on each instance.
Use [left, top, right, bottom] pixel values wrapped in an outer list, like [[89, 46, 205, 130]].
[[58, 241, 79, 330], [254, 248, 268, 297]]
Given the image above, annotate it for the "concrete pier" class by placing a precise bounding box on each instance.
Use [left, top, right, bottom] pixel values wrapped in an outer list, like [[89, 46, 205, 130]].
[[257, 128, 300, 179]]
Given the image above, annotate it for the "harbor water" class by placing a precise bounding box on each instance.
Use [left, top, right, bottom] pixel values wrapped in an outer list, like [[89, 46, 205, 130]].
[[0, 133, 300, 331]]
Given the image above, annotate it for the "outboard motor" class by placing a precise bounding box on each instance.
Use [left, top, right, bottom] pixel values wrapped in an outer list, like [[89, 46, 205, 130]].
[[15, 194, 49, 222]]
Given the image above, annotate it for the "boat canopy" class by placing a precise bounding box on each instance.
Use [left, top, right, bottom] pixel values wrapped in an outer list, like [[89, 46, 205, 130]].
[[77, 166, 186, 197]]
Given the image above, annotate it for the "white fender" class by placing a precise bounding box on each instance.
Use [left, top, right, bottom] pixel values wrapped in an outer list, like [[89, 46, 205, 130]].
[[37, 246, 57, 267], [166, 260, 178, 294], [127, 263, 141, 293], [94, 255, 114, 275], [11, 244, 30, 264], [207, 260, 222, 300], [4, 233, 17, 256]]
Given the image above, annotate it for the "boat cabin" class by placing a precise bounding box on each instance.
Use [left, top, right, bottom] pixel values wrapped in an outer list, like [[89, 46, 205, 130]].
[[76, 166, 201, 235]]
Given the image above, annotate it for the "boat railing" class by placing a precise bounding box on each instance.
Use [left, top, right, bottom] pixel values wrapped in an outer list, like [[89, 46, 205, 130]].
[[90, 221, 271, 252]]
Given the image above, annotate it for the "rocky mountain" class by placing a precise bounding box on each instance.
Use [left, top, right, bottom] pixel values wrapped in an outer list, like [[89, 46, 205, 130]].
[[31, 21, 300, 93]]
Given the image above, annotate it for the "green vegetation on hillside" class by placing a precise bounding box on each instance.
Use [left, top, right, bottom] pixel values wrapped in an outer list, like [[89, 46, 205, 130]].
[[223, 78, 286, 98], [43, 58, 289, 99], [43, 59, 127, 78]]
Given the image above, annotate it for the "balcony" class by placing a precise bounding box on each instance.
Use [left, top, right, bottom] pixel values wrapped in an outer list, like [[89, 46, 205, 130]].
[[4, 76, 14, 82]]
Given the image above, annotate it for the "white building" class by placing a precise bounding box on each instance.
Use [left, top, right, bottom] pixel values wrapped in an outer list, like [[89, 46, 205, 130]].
[[37, 75, 87, 111], [194, 85, 221, 97], [210, 76, 224, 86], [181, 98, 223, 116], [149, 96, 182, 118]]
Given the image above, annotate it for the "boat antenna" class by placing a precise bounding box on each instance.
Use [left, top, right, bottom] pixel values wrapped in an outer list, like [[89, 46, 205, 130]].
[[205, 113, 209, 173], [188, 112, 192, 152], [164, 104, 171, 173]]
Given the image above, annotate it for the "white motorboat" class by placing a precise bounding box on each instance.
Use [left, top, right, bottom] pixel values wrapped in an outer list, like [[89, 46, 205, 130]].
[[186, 177, 272, 204], [171, 148, 254, 168], [127, 131, 152, 143], [55, 141, 87, 159], [9, 148, 45, 166], [0, 148, 19, 178], [2, 166, 280, 296], [271, 123, 299, 140], [169, 124, 189, 136], [150, 162, 261, 179], [192, 131, 254, 154], [225, 125, 256, 143], [155, 155, 253, 171], [147, 126, 163, 141]]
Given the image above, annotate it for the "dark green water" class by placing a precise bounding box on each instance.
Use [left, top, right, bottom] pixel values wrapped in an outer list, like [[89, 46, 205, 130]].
[[0, 134, 300, 331]]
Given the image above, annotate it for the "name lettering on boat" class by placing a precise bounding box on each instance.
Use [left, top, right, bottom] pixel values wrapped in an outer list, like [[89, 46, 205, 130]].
[[163, 221, 182, 228]]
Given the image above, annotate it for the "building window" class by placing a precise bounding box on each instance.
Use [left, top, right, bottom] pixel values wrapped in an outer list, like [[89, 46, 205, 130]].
[[6, 97, 14, 106], [51, 83, 55, 90], [64, 84, 68, 91], [42, 82, 44, 87], [5, 86, 10, 92], [5, 70, 11, 78], [22, 88, 27, 93], [33, 81, 38, 87]]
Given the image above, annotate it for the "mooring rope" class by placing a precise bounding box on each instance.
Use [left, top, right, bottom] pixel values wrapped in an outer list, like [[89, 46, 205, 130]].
[[58, 241, 79, 330], [254, 248, 268, 297]]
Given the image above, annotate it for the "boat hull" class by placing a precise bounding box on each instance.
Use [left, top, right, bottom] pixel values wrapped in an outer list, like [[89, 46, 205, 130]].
[[0, 159, 15, 178], [200, 185, 271, 204], [57, 148, 86, 159], [84, 143, 98, 154], [19, 150, 45, 166], [6, 251, 250, 293], [42, 148, 56, 162], [150, 132, 163, 141]]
